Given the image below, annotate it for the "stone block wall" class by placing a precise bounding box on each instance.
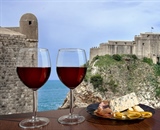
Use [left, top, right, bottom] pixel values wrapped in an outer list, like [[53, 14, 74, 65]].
[[0, 33, 37, 115], [90, 32, 160, 64]]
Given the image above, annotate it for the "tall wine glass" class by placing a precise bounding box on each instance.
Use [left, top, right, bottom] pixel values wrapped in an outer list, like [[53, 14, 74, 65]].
[[56, 48, 87, 125], [16, 48, 51, 128]]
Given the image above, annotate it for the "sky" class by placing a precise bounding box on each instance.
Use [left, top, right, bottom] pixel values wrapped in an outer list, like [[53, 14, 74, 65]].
[[1, 0, 160, 80]]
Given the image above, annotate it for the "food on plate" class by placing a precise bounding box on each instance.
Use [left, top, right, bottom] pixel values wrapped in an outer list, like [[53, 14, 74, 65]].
[[110, 92, 139, 112], [94, 100, 113, 118], [133, 105, 144, 112], [140, 111, 152, 118], [94, 92, 152, 120], [127, 111, 141, 119], [113, 112, 127, 119]]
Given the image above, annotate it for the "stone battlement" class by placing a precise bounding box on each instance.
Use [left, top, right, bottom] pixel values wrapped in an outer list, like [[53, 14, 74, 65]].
[[90, 32, 160, 64]]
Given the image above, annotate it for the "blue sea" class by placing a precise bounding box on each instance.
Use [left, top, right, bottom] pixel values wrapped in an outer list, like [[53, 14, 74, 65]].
[[38, 80, 69, 111]]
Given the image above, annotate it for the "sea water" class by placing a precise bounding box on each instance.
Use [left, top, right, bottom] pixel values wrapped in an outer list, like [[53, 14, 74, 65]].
[[38, 80, 69, 111]]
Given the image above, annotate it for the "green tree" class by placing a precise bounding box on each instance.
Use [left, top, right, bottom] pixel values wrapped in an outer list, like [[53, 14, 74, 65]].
[[90, 74, 103, 89], [112, 54, 122, 61]]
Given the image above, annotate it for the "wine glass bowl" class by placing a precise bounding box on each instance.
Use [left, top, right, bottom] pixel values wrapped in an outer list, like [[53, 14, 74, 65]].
[[16, 48, 51, 128], [56, 48, 87, 125]]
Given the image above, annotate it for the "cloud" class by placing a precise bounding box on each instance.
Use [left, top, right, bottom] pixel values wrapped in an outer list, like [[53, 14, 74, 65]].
[[1, 0, 160, 79]]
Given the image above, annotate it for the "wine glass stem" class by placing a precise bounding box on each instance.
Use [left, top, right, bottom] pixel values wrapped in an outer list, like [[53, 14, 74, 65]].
[[69, 89, 74, 117], [32, 90, 37, 121]]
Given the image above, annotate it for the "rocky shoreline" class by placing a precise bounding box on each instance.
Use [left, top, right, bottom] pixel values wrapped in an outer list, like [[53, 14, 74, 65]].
[[60, 81, 160, 109]]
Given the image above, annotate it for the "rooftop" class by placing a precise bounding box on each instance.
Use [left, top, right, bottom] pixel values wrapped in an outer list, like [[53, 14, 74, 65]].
[[0, 27, 24, 35]]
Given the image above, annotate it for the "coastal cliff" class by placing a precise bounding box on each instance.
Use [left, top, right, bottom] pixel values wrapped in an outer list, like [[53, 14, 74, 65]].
[[60, 54, 160, 109]]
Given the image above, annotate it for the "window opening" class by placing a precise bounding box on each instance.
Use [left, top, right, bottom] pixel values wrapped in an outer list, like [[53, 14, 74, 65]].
[[29, 21, 32, 25]]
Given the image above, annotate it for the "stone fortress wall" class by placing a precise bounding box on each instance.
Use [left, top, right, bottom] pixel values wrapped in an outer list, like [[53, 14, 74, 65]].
[[90, 32, 160, 64], [0, 13, 38, 115]]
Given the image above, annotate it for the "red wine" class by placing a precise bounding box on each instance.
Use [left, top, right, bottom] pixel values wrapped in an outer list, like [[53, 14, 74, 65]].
[[17, 67, 51, 91], [56, 67, 87, 89]]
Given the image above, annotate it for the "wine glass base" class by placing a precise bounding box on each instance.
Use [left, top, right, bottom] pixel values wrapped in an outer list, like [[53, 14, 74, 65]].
[[19, 117, 49, 129], [58, 114, 85, 125]]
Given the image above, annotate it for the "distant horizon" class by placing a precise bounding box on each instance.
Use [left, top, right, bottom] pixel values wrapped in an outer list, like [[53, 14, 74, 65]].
[[48, 79, 60, 81]]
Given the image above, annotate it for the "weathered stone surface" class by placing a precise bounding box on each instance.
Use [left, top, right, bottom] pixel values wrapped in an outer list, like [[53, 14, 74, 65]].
[[59, 82, 103, 109], [0, 13, 38, 115], [0, 33, 38, 115]]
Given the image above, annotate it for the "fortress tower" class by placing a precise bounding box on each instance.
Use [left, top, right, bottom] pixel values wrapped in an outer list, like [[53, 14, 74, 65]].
[[90, 32, 160, 64], [20, 13, 38, 40], [0, 13, 38, 115]]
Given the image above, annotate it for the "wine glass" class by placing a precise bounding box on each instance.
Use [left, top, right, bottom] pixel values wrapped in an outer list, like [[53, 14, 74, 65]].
[[16, 48, 51, 128], [56, 48, 87, 125]]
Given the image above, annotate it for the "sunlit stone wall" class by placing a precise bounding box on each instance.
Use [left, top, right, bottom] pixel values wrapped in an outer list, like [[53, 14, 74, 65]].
[[90, 33, 160, 64], [0, 33, 37, 115]]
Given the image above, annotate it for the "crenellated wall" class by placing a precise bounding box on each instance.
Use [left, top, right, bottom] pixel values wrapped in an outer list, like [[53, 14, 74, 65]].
[[90, 32, 160, 64]]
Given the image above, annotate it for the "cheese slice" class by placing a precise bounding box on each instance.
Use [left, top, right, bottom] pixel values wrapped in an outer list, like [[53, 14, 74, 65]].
[[110, 92, 139, 112], [133, 105, 144, 112]]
